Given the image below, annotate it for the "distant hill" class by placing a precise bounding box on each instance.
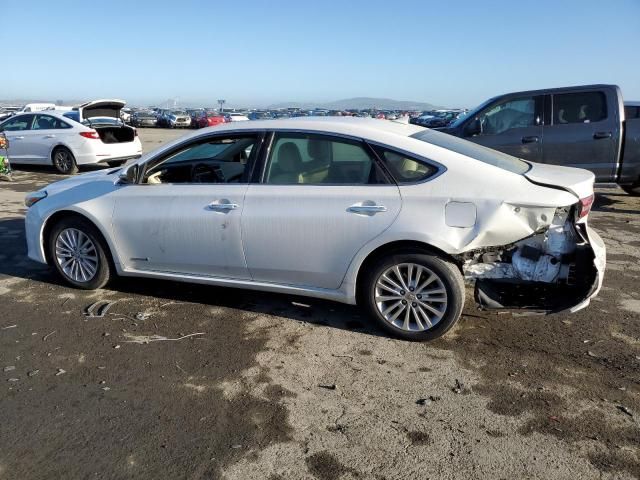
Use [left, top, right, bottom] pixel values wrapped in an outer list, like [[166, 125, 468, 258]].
[[268, 97, 440, 111]]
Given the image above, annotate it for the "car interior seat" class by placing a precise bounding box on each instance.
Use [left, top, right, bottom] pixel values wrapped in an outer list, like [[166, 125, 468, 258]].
[[269, 142, 302, 183]]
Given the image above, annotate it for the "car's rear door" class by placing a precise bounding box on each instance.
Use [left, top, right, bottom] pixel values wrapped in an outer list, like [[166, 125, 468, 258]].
[[110, 132, 263, 278], [541, 87, 622, 182], [241, 131, 401, 289], [30, 114, 75, 164]]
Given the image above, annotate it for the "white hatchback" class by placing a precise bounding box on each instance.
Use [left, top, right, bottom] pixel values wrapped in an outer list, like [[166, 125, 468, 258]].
[[23, 118, 605, 341], [0, 100, 142, 174]]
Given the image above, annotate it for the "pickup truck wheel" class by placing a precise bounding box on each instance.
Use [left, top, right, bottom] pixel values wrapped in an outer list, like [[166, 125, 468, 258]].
[[362, 253, 465, 341], [621, 184, 640, 196], [52, 147, 78, 175]]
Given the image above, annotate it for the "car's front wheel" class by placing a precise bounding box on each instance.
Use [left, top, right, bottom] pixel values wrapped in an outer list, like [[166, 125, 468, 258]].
[[362, 253, 465, 341], [48, 217, 112, 290], [52, 147, 78, 175]]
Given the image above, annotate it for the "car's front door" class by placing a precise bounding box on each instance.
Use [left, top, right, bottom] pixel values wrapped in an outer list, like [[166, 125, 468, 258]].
[[242, 132, 402, 289], [0, 114, 35, 162], [111, 132, 263, 278], [541, 89, 620, 182], [463, 95, 544, 162]]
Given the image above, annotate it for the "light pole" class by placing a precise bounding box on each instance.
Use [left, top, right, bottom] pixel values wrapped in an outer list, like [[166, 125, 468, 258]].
[[218, 99, 226, 113]]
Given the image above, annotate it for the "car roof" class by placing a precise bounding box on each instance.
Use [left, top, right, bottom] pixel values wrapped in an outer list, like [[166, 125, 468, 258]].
[[198, 116, 425, 138]]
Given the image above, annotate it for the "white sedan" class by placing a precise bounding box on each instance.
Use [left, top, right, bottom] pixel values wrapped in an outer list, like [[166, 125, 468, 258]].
[[23, 118, 605, 341], [0, 100, 142, 174]]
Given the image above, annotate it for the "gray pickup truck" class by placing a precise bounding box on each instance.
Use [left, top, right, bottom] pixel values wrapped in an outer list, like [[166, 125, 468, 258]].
[[438, 85, 640, 194]]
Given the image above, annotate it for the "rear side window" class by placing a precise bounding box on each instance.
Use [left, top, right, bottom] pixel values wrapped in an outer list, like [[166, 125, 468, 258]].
[[32, 114, 71, 130], [373, 146, 437, 183], [264, 133, 389, 185], [553, 91, 607, 124]]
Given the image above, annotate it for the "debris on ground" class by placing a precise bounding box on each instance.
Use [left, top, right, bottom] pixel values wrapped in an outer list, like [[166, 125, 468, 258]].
[[587, 351, 598, 358], [134, 312, 152, 321], [318, 384, 336, 390], [616, 405, 633, 417], [7, 378, 19, 382], [42, 331, 56, 342], [123, 332, 205, 344], [1, 324, 17, 330], [55, 369, 66, 376], [452, 379, 466, 394], [84, 301, 117, 318], [3, 366, 16, 372], [416, 395, 441, 406], [28, 370, 39, 377]]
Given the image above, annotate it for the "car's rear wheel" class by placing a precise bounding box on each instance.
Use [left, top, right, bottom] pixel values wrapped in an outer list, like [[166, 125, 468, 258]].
[[362, 253, 465, 341], [48, 217, 111, 290], [52, 147, 78, 175]]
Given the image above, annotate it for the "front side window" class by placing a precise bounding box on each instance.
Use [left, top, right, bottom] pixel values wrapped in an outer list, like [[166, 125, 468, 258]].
[[373, 146, 437, 183], [264, 133, 389, 185], [553, 91, 607, 124], [32, 114, 71, 130], [143, 135, 258, 184], [0, 114, 34, 131], [475, 96, 539, 135]]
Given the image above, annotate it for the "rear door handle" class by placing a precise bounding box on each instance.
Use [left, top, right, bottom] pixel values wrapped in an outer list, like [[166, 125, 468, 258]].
[[348, 204, 387, 214], [593, 131, 612, 139], [44, 134, 56, 139], [207, 201, 238, 211], [13, 136, 24, 140], [521, 136, 539, 144]]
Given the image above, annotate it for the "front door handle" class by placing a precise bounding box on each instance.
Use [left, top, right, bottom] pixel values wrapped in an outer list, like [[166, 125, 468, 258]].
[[44, 134, 56, 139], [13, 136, 24, 140], [593, 131, 612, 139], [207, 201, 238, 211], [348, 204, 387, 214], [521, 136, 539, 144]]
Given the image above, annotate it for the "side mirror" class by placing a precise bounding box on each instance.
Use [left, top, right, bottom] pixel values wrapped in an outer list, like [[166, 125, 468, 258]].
[[464, 118, 481, 137], [117, 163, 139, 185]]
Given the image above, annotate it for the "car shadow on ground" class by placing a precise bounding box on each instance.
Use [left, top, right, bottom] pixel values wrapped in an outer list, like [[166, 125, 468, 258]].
[[0, 217, 385, 339], [593, 191, 639, 215]]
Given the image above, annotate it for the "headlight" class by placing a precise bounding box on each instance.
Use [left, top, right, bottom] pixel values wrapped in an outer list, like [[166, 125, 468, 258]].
[[25, 190, 47, 207]]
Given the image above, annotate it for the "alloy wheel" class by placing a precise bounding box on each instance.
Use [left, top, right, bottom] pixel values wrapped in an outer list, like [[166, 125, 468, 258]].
[[374, 263, 448, 332], [54, 150, 73, 173], [55, 228, 99, 283]]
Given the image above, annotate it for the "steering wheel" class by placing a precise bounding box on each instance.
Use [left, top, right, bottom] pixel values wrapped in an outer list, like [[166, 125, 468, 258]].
[[192, 163, 223, 183]]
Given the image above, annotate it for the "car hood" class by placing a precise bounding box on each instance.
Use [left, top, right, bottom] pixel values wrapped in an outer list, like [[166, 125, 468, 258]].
[[74, 99, 126, 121], [42, 168, 120, 196], [523, 162, 594, 199]]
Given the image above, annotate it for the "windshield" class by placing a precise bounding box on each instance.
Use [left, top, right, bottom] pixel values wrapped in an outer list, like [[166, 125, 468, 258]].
[[411, 129, 531, 175], [171, 111, 187, 116]]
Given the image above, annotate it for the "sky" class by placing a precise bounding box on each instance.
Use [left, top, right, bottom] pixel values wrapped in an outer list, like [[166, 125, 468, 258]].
[[3, 0, 640, 108]]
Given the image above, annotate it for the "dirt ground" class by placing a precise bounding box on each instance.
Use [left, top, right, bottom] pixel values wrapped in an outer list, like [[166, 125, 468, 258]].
[[0, 128, 638, 480]]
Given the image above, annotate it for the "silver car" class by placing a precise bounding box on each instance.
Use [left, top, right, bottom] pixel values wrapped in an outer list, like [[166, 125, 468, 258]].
[[24, 118, 605, 341]]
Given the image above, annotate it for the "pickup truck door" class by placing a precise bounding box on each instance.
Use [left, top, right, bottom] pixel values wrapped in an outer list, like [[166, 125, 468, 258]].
[[541, 89, 621, 182], [462, 95, 544, 162]]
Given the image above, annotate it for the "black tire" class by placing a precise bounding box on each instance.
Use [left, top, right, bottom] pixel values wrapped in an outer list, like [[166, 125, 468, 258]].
[[47, 216, 112, 290], [107, 160, 125, 168], [361, 252, 465, 341], [52, 147, 79, 175], [621, 184, 640, 196]]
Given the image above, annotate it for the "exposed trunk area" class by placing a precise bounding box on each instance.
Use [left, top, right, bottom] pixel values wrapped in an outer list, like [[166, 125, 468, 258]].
[[96, 126, 135, 144], [462, 205, 599, 312]]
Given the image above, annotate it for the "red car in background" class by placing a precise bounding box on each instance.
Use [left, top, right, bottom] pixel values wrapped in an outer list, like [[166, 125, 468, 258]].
[[192, 111, 227, 129]]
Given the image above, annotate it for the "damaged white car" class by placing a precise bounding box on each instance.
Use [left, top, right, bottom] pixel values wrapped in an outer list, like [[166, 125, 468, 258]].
[[23, 118, 605, 341]]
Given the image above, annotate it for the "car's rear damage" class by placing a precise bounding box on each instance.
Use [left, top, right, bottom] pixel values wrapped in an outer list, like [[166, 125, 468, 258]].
[[460, 199, 605, 314]]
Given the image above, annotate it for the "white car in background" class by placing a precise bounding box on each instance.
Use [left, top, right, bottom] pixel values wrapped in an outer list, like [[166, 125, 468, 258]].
[[227, 113, 249, 122], [0, 100, 142, 174], [23, 118, 605, 341]]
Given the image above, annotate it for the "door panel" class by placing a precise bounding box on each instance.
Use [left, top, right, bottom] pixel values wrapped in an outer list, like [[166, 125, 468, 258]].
[[542, 90, 620, 182], [111, 184, 249, 278], [242, 185, 401, 289], [0, 114, 34, 162]]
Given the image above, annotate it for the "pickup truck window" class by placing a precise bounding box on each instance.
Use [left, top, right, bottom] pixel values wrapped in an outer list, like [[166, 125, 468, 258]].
[[411, 129, 530, 175], [477, 97, 538, 135], [553, 92, 607, 124]]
